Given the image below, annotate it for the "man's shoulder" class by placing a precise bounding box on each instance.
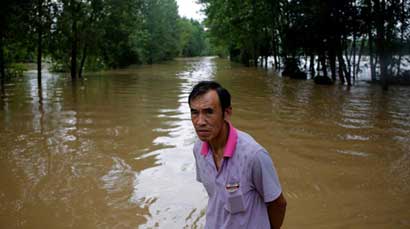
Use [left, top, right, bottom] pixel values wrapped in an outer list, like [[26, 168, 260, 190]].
[[193, 138, 202, 154], [236, 129, 265, 154]]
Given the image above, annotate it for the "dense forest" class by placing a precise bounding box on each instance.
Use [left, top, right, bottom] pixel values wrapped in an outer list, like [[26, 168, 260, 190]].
[[1, 0, 410, 89], [201, 0, 410, 88], [0, 0, 211, 82]]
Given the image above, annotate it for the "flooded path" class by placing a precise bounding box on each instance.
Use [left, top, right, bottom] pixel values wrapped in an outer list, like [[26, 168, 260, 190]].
[[0, 57, 409, 228]]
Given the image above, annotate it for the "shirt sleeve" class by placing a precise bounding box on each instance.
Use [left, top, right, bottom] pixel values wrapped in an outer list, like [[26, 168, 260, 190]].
[[251, 149, 282, 203]]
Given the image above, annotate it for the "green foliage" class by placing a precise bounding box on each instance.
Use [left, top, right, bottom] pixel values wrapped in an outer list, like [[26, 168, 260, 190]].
[[201, 0, 410, 87], [178, 18, 209, 57], [4, 40, 34, 63], [143, 0, 180, 63], [1, 0, 209, 78], [200, 0, 279, 65], [0, 0, 33, 77], [98, 0, 145, 67], [6, 63, 28, 77]]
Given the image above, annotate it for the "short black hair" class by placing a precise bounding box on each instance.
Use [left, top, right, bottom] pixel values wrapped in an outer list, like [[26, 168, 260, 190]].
[[188, 81, 231, 112]]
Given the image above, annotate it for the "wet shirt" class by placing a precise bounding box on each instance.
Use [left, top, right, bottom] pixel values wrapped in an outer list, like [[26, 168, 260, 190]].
[[193, 123, 282, 229]]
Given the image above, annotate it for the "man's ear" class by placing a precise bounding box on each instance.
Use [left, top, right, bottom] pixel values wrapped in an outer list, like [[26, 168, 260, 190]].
[[224, 106, 232, 121]]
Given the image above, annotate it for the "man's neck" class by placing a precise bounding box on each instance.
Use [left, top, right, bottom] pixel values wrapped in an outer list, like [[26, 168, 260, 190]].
[[209, 121, 229, 157]]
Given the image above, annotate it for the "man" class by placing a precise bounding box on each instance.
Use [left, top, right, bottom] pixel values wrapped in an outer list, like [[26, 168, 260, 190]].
[[189, 81, 287, 229]]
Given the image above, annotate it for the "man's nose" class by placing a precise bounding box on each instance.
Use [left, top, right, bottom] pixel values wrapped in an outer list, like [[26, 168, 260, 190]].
[[197, 113, 206, 125]]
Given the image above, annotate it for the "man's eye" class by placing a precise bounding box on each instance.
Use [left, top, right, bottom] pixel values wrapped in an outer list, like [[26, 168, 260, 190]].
[[191, 110, 199, 115], [206, 109, 213, 115]]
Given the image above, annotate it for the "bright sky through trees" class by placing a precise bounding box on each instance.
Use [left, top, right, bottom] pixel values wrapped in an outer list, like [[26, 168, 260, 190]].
[[176, 0, 205, 21]]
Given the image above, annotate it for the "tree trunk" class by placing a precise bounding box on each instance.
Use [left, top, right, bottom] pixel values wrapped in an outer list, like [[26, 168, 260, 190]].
[[337, 43, 349, 85], [365, 0, 377, 81], [397, 0, 406, 77], [265, 55, 269, 68], [352, 32, 357, 82], [343, 38, 352, 81], [355, 37, 365, 78], [0, 35, 4, 96], [79, 44, 87, 78], [0, 35, 5, 80], [71, 18, 77, 79], [340, 55, 351, 86], [338, 57, 345, 85], [272, 48, 277, 69], [70, 0, 78, 80], [253, 48, 258, 67], [309, 53, 315, 76], [37, 29, 42, 83], [274, 44, 279, 69], [273, 32, 280, 69], [328, 43, 337, 81], [241, 49, 250, 66], [304, 54, 307, 70], [374, 0, 388, 90], [271, 35, 277, 69], [320, 53, 328, 78], [37, 0, 43, 84], [369, 32, 376, 81]]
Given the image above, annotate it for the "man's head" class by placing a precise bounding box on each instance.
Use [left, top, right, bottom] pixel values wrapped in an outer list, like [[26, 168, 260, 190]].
[[188, 81, 231, 113], [188, 81, 232, 142]]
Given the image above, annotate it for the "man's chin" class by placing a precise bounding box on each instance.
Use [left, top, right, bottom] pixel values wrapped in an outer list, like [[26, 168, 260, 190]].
[[197, 135, 211, 142]]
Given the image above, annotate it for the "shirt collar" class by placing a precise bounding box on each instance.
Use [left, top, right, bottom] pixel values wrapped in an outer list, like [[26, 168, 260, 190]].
[[200, 122, 238, 157]]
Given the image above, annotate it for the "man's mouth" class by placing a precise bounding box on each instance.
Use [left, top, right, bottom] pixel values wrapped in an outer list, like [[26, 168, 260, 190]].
[[196, 129, 210, 135]]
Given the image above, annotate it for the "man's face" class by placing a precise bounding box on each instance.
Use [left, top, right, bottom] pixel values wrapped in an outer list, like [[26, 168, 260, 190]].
[[189, 90, 230, 142]]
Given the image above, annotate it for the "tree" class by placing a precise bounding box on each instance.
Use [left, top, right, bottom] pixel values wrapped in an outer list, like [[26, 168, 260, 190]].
[[143, 0, 180, 64], [0, 0, 32, 80], [178, 18, 208, 57], [99, 0, 145, 68], [201, 0, 410, 88], [31, 0, 55, 83]]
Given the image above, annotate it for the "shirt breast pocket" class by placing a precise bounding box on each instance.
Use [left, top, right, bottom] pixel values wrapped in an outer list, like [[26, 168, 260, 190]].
[[224, 188, 246, 214]]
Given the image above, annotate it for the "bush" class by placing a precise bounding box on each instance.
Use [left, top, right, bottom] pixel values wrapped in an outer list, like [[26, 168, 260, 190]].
[[6, 63, 28, 77]]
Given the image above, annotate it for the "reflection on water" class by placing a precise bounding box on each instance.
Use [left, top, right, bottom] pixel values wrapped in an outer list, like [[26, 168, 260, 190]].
[[130, 58, 215, 228], [0, 57, 409, 228]]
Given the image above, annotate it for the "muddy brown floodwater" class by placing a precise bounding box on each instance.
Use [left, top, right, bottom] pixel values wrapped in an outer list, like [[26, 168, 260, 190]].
[[1, 57, 409, 228]]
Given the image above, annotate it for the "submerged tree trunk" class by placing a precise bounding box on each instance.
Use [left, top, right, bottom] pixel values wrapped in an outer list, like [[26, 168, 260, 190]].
[[241, 49, 250, 66], [355, 37, 365, 78], [264, 55, 268, 68], [337, 44, 350, 85], [352, 32, 357, 82], [344, 38, 352, 81], [304, 54, 307, 70], [328, 43, 337, 81], [253, 46, 258, 67], [273, 34, 280, 69], [309, 53, 315, 76], [272, 48, 278, 69], [319, 53, 328, 78], [369, 32, 377, 81]]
